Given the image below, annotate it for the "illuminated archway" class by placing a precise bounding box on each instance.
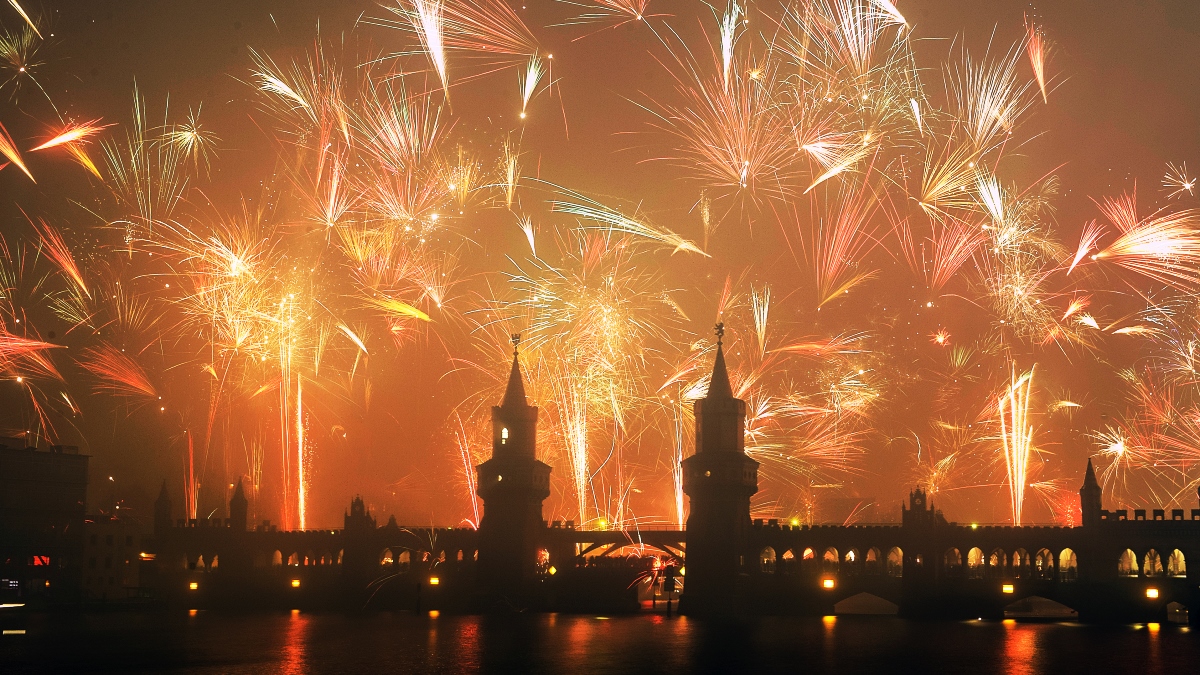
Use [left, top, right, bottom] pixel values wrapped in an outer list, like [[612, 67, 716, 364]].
[[886, 547, 903, 577], [1011, 549, 1030, 579], [966, 547, 984, 579], [1059, 548, 1077, 582], [759, 547, 776, 574], [823, 547, 839, 573], [1168, 549, 1186, 577], [865, 547, 881, 575], [1144, 549, 1164, 577], [988, 549, 1006, 578], [1117, 548, 1137, 577], [1034, 548, 1054, 580]]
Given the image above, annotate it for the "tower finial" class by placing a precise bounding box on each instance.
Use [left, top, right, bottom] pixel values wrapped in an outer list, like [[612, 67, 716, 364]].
[[511, 333, 521, 356], [715, 322, 724, 344]]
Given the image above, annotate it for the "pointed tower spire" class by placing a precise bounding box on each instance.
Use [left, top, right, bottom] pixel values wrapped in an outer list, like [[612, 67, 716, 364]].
[[229, 478, 248, 532], [501, 333, 528, 408], [1082, 458, 1099, 489], [707, 322, 733, 400], [1080, 457, 1103, 527]]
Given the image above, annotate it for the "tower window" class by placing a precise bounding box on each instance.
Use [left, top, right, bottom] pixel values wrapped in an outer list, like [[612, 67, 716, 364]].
[[501, 427, 509, 444]]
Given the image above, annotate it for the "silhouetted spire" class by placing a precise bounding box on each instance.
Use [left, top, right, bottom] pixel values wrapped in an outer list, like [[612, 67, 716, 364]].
[[1082, 458, 1099, 490], [501, 333, 528, 408], [231, 479, 247, 504], [156, 480, 170, 505], [707, 322, 733, 400]]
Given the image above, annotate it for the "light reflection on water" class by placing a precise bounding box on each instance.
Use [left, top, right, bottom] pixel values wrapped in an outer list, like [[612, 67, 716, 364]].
[[8, 611, 1199, 674]]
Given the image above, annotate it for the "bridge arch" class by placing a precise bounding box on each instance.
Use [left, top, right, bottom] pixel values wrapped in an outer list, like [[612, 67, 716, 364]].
[[844, 548, 860, 575], [271, 550, 283, 566], [865, 547, 881, 575], [1144, 549, 1164, 577], [944, 548, 962, 577], [1118, 548, 1137, 577], [759, 546, 776, 574], [380, 548, 394, 567], [887, 547, 903, 577], [1011, 549, 1030, 578], [1059, 548, 1077, 582], [988, 548, 1006, 578], [1168, 549, 1186, 577], [1034, 548, 1054, 580], [823, 547, 839, 574], [780, 548, 796, 574], [967, 547, 984, 579]]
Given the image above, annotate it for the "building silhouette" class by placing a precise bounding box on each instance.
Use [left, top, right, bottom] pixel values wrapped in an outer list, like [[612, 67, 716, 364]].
[[49, 339, 1199, 622]]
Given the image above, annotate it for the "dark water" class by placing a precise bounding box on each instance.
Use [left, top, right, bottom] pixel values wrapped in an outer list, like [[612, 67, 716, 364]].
[[4, 610, 1198, 674]]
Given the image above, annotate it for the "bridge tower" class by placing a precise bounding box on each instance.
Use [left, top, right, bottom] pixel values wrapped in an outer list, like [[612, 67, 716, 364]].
[[154, 480, 172, 537], [476, 336, 552, 606], [680, 324, 759, 616], [1079, 458, 1102, 527], [229, 479, 248, 532]]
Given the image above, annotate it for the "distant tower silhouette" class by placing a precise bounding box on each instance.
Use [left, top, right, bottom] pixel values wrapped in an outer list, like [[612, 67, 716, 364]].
[[476, 335, 552, 604], [1080, 458, 1103, 527], [154, 480, 172, 536], [229, 479, 248, 532], [341, 496, 378, 584], [680, 323, 759, 615]]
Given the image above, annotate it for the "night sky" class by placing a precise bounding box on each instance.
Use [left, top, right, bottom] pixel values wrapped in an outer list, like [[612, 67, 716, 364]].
[[2, 0, 1200, 529]]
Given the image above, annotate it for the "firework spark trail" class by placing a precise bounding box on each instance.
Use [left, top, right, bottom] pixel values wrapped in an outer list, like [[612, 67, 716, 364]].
[[720, 1, 742, 93], [517, 215, 537, 256], [6, 1, 40, 39], [503, 139, 520, 208], [379, 0, 538, 60], [550, 192, 707, 256], [751, 285, 770, 357], [79, 346, 157, 399], [0, 331, 60, 367], [1092, 198, 1200, 289], [871, 0, 906, 28], [29, 119, 111, 151], [453, 416, 481, 527], [519, 56, 544, 117], [410, 0, 450, 99], [999, 365, 1036, 526], [0, 120, 33, 180], [950, 47, 1032, 151], [1025, 19, 1049, 104], [26, 216, 90, 299], [811, 188, 879, 306], [1068, 220, 1103, 274]]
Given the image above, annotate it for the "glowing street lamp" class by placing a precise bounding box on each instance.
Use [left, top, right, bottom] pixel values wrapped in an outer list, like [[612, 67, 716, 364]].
[[821, 578, 836, 590], [1002, 584, 1014, 594], [1146, 588, 1159, 599], [291, 579, 301, 588], [188, 581, 198, 591], [429, 576, 440, 586]]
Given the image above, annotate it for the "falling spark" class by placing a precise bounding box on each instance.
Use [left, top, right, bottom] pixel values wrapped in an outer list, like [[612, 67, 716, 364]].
[[999, 365, 1036, 526], [6, 1, 41, 39], [411, 0, 450, 99], [1068, 220, 1103, 275], [30, 119, 111, 151], [872, 0, 907, 29], [337, 323, 369, 355], [1026, 19, 1049, 104], [517, 215, 536, 256], [751, 284, 770, 357], [0, 120, 33, 181], [720, 1, 742, 92], [519, 55, 544, 116]]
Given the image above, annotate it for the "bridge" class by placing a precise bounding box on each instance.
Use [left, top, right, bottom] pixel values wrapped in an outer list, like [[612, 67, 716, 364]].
[[147, 333, 1200, 623]]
